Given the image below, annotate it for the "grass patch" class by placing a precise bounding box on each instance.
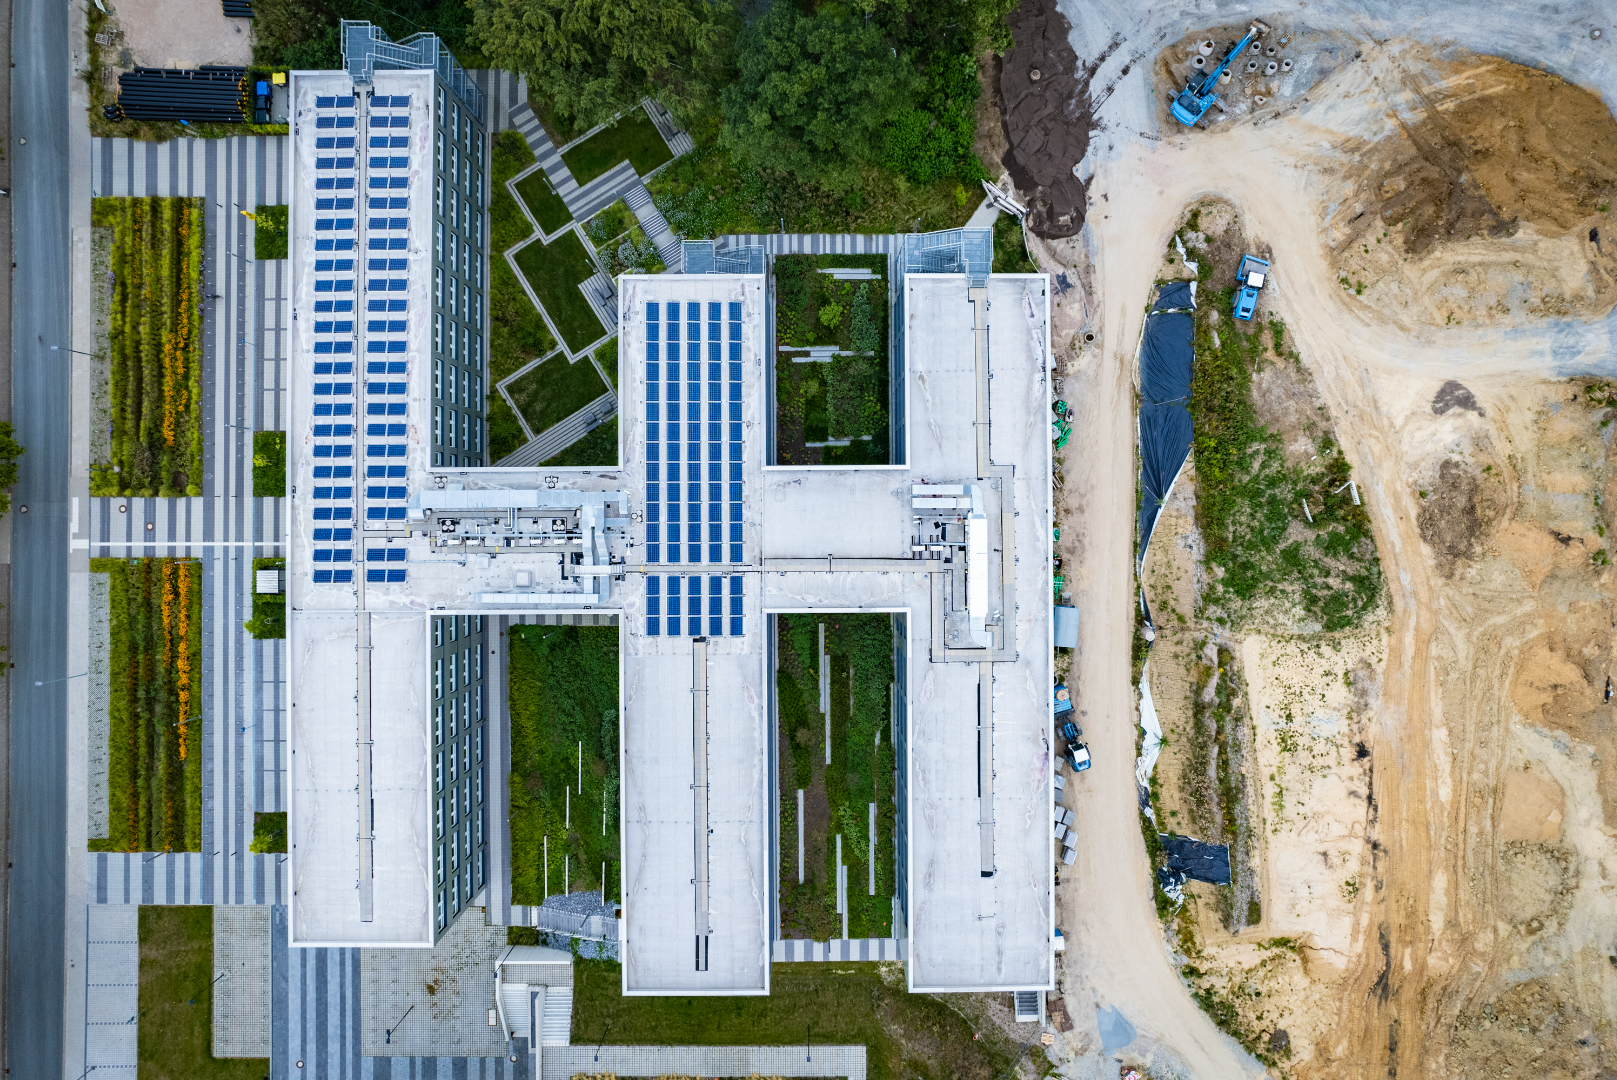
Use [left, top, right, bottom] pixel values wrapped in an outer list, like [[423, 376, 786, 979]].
[[91, 558, 203, 853], [488, 392, 524, 463], [508, 624, 619, 905], [560, 108, 673, 186], [539, 417, 618, 468], [489, 259, 557, 385], [572, 958, 1017, 1080], [138, 906, 268, 1079], [491, 131, 538, 254], [505, 355, 610, 437], [251, 430, 285, 497], [250, 811, 286, 853], [511, 229, 606, 353], [91, 196, 205, 497], [243, 557, 285, 640], [991, 212, 1034, 274], [649, 143, 977, 239], [593, 338, 619, 392], [1189, 285, 1382, 631], [776, 614, 897, 940], [773, 254, 888, 465], [514, 169, 573, 236], [252, 204, 287, 259]]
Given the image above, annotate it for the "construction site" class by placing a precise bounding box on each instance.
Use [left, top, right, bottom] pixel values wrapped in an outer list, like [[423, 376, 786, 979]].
[[1015, 0, 1617, 1077]]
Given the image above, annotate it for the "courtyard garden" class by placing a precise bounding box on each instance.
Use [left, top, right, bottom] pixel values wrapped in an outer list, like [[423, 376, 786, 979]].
[[775, 613, 898, 941], [584, 199, 664, 276], [503, 354, 612, 438], [560, 107, 673, 186], [91, 196, 205, 497], [773, 254, 890, 465], [511, 229, 606, 354], [513, 167, 572, 236], [91, 557, 203, 853], [508, 624, 620, 905], [490, 132, 559, 385]]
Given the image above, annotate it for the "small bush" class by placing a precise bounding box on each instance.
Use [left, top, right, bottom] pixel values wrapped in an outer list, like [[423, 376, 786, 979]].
[[250, 811, 286, 853], [507, 926, 541, 946], [253, 205, 288, 260]]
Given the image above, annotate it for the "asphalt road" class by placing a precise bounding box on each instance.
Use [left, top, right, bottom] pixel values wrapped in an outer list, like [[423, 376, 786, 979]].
[[7, 0, 70, 1072]]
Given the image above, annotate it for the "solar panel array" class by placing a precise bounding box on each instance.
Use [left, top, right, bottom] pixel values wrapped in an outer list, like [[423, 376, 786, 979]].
[[305, 90, 418, 584], [308, 93, 360, 584], [642, 299, 745, 635], [644, 575, 744, 638]]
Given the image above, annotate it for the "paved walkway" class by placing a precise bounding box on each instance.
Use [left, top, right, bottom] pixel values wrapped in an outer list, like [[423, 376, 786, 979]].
[[89, 849, 286, 905], [497, 391, 617, 467], [719, 232, 903, 256], [87, 136, 291, 908], [83, 905, 139, 1078], [772, 937, 904, 961], [538, 1045, 867, 1080]]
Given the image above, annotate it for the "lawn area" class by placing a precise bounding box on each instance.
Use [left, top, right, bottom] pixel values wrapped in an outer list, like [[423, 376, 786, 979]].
[[139, 907, 267, 1080], [242, 557, 285, 640], [488, 391, 524, 462], [92, 196, 205, 497], [773, 254, 889, 466], [489, 132, 558, 385], [571, 958, 1020, 1080], [511, 229, 605, 353], [508, 624, 619, 905], [539, 416, 617, 468], [92, 557, 203, 853], [504, 354, 610, 437], [250, 430, 285, 497], [252, 204, 287, 259], [514, 168, 573, 236], [250, 811, 286, 853], [560, 108, 673, 186], [593, 337, 619, 391], [776, 613, 896, 941]]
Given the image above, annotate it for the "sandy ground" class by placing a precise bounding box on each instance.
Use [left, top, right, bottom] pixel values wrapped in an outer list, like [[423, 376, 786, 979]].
[[104, 0, 251, 71], [1023, 1, 1617, 1077]]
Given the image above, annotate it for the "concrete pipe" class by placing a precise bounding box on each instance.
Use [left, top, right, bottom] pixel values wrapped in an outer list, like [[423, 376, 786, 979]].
[[1251, 41, 1262, 53], [1246, 60, 1259, 72], [1266, 45, 1277, 56], [1593, 28, 1604, 39], [1192, 56, 1206, 69], [1281, 58, 1294, 72], [1030, 68, 1041, 81], [1200, 40, 1215, 55], [1220, 69, 1233, 83], [1265, 61, 1278, 75], [1254, 95, 1266, 105], [1083, 332, 1096, 344]]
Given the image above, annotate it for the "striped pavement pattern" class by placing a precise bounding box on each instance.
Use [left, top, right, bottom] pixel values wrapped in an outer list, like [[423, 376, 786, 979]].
[[83, 905, 139, 1078], [271, 906, 531, 1080], [91, 850, 286, 905], [88, 136, 290, 908], [538, 1045, 867, 1080], [772, 937, 905, 962], [468, 69, 526, 133]]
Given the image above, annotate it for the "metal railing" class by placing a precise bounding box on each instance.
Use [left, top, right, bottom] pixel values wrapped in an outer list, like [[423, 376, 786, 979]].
[[532, 906, 620, 942], [340, 20, 486, 122]]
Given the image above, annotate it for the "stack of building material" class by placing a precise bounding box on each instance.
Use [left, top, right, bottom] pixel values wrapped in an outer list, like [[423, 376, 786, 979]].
[[222, 0, 254, 15], [109, 66, 247, 122]]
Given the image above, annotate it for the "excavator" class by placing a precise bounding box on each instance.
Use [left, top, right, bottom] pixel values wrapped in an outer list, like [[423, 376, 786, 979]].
[[1169, 20, 1271, 127]]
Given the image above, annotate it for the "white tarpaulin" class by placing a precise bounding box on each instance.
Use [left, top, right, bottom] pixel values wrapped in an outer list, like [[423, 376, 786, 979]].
[[1135, 671, 1163, 793]]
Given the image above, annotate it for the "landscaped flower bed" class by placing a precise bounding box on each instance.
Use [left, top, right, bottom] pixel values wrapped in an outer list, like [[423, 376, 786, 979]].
[[775, 613, 897, 941], [584, 199, 665, 276], [90, 557, 203, 853], [772, 254, 890, 465], [91, 196, 205, 497]]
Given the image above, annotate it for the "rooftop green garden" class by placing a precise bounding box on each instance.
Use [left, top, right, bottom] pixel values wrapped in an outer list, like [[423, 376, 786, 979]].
[[560, 107, 674, 186], [513, 167, 572, 237], [504, 354, 611, 439], [773, 254, 890, 466], [511, 229, 606, 354]]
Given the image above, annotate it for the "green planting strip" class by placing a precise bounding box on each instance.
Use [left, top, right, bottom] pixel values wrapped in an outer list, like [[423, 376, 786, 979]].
[[510, 229, 605, 354]]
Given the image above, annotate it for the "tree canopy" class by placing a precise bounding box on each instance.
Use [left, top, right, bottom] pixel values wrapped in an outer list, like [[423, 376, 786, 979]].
[[720, 5, 915, 190], [469, 0, 721, 133]]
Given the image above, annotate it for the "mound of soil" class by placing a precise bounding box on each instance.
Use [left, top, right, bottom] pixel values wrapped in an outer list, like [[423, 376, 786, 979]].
[[1357, 57, 1617, 254], [999, 0, 1095, 240]]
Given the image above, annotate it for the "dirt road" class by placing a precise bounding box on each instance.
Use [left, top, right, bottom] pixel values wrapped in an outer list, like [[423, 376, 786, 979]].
[[1039, 4, 1617, 1075]]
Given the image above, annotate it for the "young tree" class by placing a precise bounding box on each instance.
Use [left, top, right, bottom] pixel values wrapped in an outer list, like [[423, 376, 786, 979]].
[[720, 5, 914, 191], [470, 0, 720, 133], [0, 423, 23, 517]]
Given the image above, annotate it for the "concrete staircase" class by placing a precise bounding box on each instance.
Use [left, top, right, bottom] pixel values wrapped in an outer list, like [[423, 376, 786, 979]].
[[496, 391, 617, 467], [540, 986, 573, 1046]]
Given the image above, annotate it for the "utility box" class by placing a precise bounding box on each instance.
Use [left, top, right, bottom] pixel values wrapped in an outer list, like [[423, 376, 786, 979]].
[[255, 568, 283, 594]]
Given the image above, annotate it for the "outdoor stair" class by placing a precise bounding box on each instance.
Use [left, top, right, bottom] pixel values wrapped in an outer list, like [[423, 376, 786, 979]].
[[579, 270, 619, 335], [540, 986, 573, 1046], [496, 391, 617, 468], [1013, 989, 1041, 1023]]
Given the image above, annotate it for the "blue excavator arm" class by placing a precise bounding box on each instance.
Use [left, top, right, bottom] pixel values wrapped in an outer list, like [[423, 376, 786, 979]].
[[1170, 21, 1270, 126]]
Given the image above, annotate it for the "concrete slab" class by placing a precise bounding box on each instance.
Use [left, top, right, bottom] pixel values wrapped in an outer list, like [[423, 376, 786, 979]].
[[359, 907, 508, 1057], [213, 905, 271, 1056]]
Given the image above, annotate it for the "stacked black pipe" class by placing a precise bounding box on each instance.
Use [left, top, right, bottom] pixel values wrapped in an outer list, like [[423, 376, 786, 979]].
[[222, 0, 254, 15], [108, 66, 248, 122]]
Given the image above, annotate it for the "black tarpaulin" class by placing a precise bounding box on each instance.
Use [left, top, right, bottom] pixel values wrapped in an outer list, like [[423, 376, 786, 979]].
[[1137, 288, 1195, 562], [1151, 280, 1196, 312], [1161, 834, 1232, 885]]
